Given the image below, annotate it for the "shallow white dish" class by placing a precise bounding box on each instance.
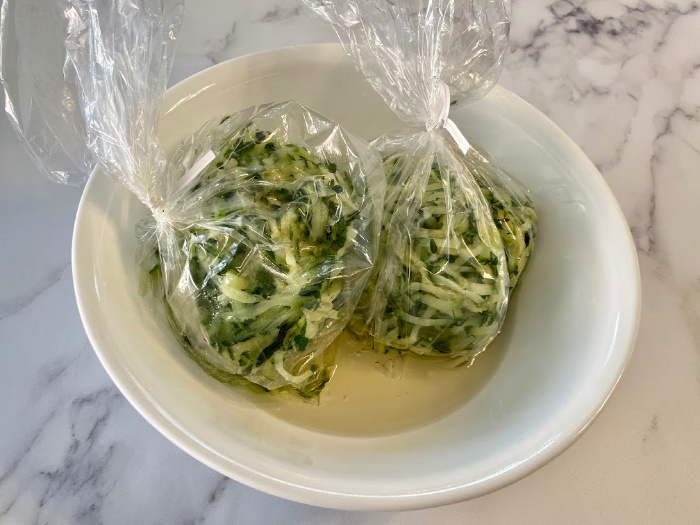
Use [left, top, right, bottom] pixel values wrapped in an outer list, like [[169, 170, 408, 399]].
[[72, 44, 641, 510]]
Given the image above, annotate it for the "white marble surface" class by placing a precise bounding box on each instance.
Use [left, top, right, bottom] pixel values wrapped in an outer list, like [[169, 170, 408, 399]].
[[1, 0, 700, 523]]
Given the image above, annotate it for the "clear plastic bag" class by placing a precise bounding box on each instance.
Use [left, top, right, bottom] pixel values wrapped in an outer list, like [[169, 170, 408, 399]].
[[1, 0, 383, 394], [306, 0, 538, 359], [1, 0, 183, 188], [141, 102, 383, 394]]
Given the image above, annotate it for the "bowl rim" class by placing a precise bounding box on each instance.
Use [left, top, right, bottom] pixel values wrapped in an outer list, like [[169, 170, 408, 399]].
[[72, 43, 642, 511]]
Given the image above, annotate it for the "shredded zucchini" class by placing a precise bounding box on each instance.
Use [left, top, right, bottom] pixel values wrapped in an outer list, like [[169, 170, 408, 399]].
[[350, 137, 536, 359], [152, 120, 368, 395], [466, 146, 537, 289], [351, 143, 508, 357]]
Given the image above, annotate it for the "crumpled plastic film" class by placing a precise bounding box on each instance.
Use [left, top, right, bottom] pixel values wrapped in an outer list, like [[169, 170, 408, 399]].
[[304, 0, 510, 126], [305, 0, 537, 360], [1, 0, 384, 394]]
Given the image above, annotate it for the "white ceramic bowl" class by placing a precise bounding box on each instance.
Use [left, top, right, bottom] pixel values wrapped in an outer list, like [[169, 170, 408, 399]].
[[72, 44, 641, 510]]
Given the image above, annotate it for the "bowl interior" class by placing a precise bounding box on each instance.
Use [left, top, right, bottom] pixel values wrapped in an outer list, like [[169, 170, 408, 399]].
[[73, 44, 639, 510]]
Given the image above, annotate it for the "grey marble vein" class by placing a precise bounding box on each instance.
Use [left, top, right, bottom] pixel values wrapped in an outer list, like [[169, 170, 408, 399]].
[[259, 4, 303, 23], [503, 0, 700, 263], [0, 264, 68, 321], [206, 22, 237, 65]]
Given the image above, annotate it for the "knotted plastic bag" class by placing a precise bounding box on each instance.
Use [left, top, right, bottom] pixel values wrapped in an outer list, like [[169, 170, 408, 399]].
[[1, 0, 384, 394], [305, 0, 537, 359]]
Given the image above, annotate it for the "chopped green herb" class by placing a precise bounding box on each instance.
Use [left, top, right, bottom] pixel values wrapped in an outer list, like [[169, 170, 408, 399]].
[[155, 122, 369, 395], [350, 143, 536, 359]]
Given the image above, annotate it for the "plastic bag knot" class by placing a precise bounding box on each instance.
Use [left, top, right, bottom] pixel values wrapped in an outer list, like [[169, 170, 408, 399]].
[[426, 78, 470, 155], [151, 206, 170, 224], [426, 78, 452, 132]]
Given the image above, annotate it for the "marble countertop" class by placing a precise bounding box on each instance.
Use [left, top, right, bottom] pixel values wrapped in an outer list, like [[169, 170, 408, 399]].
[[1, 0, 699, 523]]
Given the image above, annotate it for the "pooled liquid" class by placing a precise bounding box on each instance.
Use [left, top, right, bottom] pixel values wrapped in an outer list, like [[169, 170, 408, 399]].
[[263, 329, 507, 436]]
